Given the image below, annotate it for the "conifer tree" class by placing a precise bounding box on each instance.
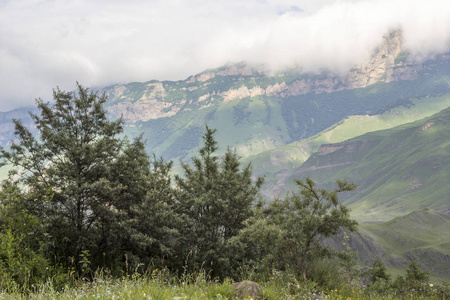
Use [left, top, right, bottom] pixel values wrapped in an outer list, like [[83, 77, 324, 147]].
[[0, 83, 174, 274], [120, 154, 178, 268], [174, 125, 263, 277]]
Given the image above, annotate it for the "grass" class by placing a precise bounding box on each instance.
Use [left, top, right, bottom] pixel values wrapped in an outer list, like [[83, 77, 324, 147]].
[[1, 269, 448, 300]]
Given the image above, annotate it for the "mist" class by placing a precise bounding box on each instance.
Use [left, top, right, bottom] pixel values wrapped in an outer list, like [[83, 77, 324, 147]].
[[0, 0, 449, 111]]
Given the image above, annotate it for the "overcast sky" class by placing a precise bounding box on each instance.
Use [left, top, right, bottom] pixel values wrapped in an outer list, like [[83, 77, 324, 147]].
[[0, 0, 449, 111]]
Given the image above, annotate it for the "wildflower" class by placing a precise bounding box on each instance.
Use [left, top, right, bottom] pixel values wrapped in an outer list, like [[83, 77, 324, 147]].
[[430, 283, 433, 287]]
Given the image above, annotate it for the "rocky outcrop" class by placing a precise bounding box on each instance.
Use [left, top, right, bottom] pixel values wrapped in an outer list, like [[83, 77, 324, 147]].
[[217, 31, 421, 102], [107, 100, 180, 122], [104, 30, 444, 122], [222, 86, 265, 102], [233, 281, 262, 299]]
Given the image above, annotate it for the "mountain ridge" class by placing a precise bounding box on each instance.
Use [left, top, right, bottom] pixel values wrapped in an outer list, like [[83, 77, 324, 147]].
[[104, 31, 426, 123]]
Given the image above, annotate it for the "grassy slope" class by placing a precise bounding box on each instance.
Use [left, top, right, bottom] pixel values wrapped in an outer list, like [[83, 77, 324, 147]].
[[342, 209, 450, 281], [291, 104, 450, 223], [247, 94, 450, 198]]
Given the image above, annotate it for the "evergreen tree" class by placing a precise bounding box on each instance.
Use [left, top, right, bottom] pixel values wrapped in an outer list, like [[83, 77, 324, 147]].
[[174, 125, 263, 277], [0, 83, 174, 274], [120, 153, 178, 269], [367, 258, 391, 284]]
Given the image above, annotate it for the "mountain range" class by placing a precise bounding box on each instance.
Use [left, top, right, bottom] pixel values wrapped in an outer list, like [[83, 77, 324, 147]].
[[1, 30, 450, 280]]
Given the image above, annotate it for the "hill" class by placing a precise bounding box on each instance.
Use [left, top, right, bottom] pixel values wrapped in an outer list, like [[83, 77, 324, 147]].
[[247, 93, 450, 198], [331, 209, 450, 281], [292, 105, 450, 223]]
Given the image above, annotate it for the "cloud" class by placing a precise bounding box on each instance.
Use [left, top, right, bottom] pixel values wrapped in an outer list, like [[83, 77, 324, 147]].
[[0, 0, 449, 111]]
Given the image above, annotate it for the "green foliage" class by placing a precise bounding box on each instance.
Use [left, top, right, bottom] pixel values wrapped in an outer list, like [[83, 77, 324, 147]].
[[120, 153, 179, 269], [238, 178, 358, 281], [0, 181, 51, 290], [366, 258, 391, 284], [391, 261, 434, 297], [0, 227, 49, 290], [174, 125, 264, 278], [0, 83, 177, 276], [362, 259, 394, 296]]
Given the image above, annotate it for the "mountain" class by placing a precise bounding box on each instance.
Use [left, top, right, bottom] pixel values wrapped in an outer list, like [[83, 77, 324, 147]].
[[1, 31, 448, 167], [0, 107, 37, 146], [96, 31, 450, 164], [246, 93, 450, 198], [326, 209, 450, 281], [1, 31, 449, 219], [290, 104, 450, 223]]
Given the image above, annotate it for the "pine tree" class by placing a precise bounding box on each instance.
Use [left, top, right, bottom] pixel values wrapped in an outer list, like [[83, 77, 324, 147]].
[[174, 125, 263, 277]]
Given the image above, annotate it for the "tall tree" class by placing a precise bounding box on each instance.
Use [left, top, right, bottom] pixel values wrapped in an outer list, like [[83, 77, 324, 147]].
[[174, 125, 263, 277], [0, 83, 173, 274]]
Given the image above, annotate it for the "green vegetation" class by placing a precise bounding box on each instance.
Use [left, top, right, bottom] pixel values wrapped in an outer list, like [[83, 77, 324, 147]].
[[247, 93, 450, 199], [4, 84, 448, 298], [0, 84, 354, 296], [95, 55, 450, 167], [173, 125, 264, 278], [295, 105, 450, 223], [0, 84, 177, 277], [237, 178, 358, 282], [0, 264, 448, 299]]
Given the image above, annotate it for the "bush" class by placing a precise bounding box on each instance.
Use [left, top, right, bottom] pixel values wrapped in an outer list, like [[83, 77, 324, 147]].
[[0, 227, 49, 290]]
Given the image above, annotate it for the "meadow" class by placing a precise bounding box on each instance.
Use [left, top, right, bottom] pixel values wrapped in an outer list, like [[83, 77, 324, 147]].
[[1, 264, 449, 300]]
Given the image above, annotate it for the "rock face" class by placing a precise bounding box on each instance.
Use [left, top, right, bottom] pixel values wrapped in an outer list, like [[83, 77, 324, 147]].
[[233, 280, 263, 299], [104, 30, 434, 123]]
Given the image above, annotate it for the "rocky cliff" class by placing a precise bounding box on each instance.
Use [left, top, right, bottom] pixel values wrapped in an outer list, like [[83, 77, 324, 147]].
[[104, 30, 431, 122]]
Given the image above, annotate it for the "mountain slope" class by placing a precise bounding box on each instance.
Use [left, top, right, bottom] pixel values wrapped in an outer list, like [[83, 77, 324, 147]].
[[326, 209, 450, 281], [292, 105, 450, 223], [96, 31, 450, 163], [0, 31, 448, 169], [247, 93, 450, 198]]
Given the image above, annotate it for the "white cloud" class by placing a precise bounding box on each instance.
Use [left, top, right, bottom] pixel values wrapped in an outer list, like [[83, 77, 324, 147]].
[[0, 0, 449, 111]]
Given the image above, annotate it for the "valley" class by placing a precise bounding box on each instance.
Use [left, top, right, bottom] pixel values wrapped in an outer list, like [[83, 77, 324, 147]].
[[1, 31, 449, 283]]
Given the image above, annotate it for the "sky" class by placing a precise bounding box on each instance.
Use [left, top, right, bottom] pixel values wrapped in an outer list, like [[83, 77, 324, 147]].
[[0, 0, 449, 111]]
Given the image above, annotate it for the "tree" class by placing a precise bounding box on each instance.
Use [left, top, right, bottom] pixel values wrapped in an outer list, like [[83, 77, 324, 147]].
[[237, 178, 358, 281], [119, 154, 179, 269], [393, 260, 430, 296], [174, 125, 263, 277], [366, 258, 391, 284], [0, 83, 174, 274]]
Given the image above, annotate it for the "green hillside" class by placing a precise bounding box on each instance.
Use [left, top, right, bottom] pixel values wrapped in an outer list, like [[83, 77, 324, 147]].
[[341, 209, 450, 281], [247, 93, 450, 198], [103, 55, 450, 165], [291, 105, 450, 223]]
